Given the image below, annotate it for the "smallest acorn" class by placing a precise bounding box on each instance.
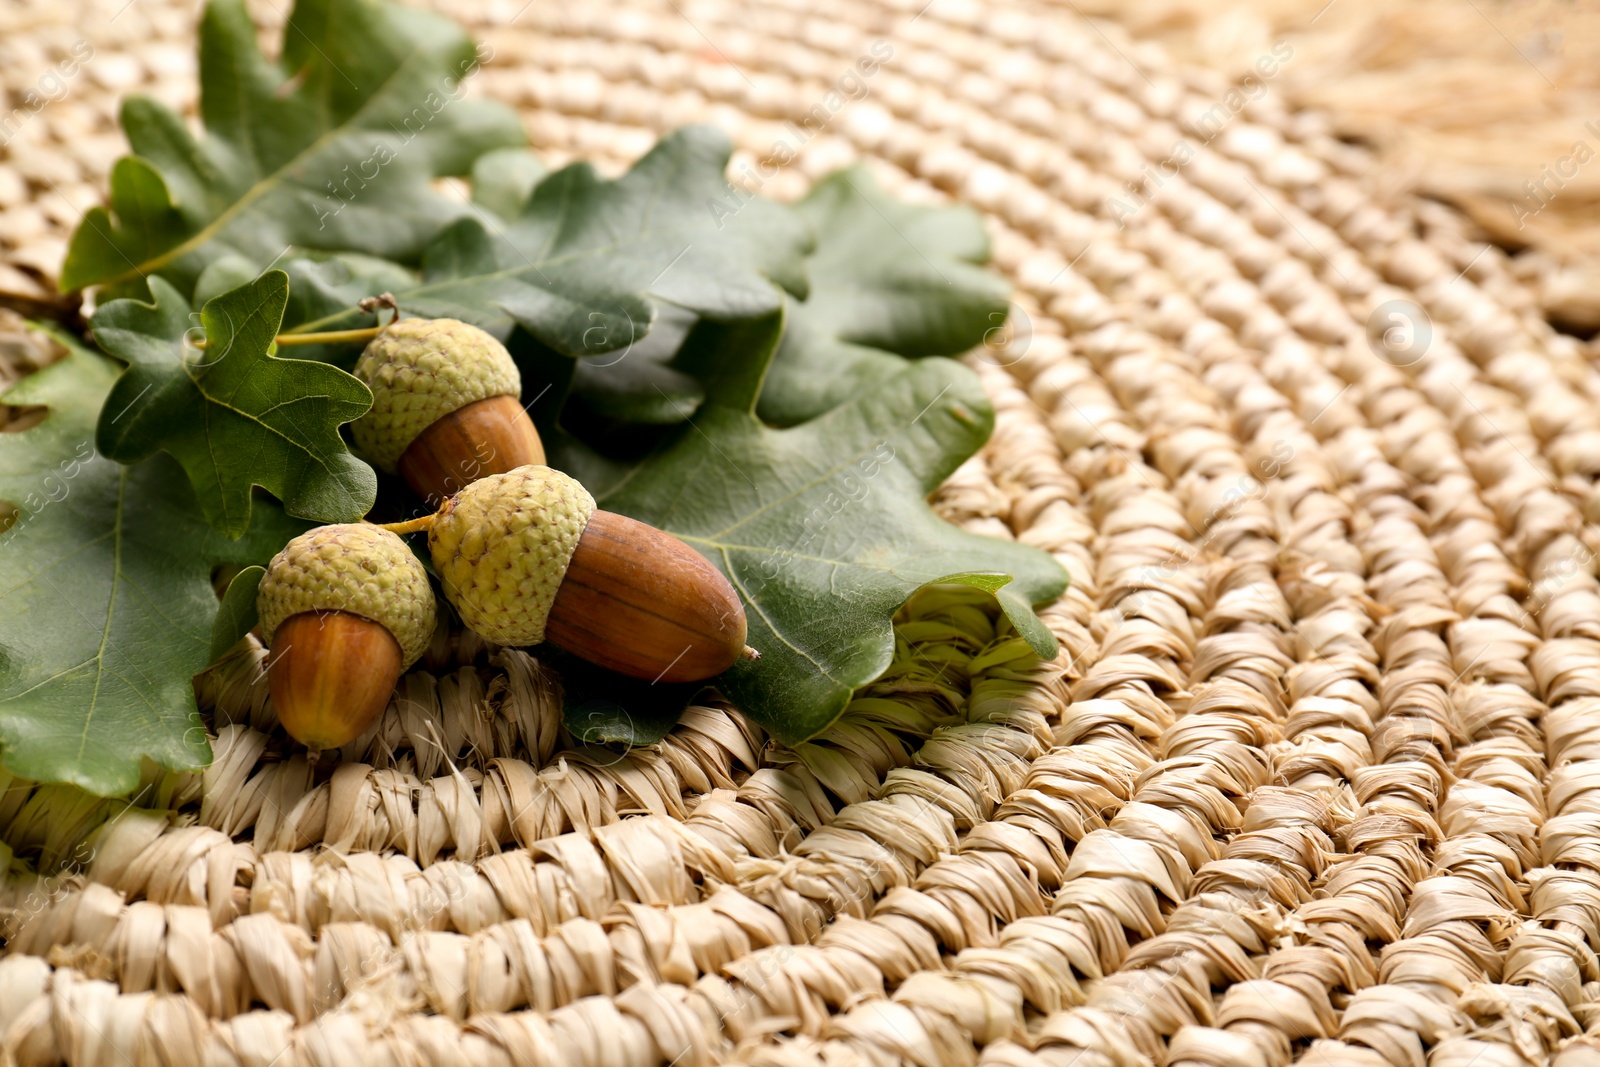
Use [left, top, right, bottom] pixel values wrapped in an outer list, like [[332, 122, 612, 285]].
[[257, 524, 437, 751], [351, 318, 545, 504]]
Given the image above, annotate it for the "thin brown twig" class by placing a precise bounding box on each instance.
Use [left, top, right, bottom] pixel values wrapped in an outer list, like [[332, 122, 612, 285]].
[[0, 288, 85, 335]]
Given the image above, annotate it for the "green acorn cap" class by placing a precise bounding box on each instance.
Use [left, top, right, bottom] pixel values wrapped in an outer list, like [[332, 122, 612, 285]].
[[257, 523, 437, 668], [428, 465, 596, 646], [350, 318, 521, 472]]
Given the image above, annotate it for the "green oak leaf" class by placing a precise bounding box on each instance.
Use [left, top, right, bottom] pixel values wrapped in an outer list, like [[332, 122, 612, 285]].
[[542, 646, 700, 747], [278, 254, 419, 367], [758, 167, 1011, 426], [547, 310, 1066, 745], [60, 0, 524, 298], [195, 253, 415, 362], [471, 147, 547, 221], [0, 335, 308, 795], [541, 166, 1011, 430], [209, 566, 265, 664], [282, 126, 813, 359], [91, 270, 377, 539], [567, 304, 702, 425]]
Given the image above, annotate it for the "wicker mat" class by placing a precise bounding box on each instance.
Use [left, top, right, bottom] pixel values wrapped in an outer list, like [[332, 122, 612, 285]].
[[4, 0, 1600, 1065]]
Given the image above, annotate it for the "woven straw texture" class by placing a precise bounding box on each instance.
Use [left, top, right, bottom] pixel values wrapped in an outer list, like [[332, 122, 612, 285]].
[[5, 0, 1600, 1065]]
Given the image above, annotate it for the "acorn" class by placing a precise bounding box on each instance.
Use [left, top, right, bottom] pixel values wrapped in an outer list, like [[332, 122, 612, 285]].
[[257, 524, 437, 750], [427, 464, 750, 682], [351, 318, 545, 505]]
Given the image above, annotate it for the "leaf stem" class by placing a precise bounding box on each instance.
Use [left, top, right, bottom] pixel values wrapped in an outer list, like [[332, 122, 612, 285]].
[[376, 515, 435, 536], [274, 326, 387, 347], [191, 324, 387, 350]]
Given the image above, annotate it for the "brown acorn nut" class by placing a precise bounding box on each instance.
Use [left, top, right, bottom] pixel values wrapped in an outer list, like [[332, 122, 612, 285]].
[[351, 318, 545, 505], [399, 394, 543, 504], [429, 465, 749, 683], [257, 524, 437, 751], [266, 612, 403, 750]]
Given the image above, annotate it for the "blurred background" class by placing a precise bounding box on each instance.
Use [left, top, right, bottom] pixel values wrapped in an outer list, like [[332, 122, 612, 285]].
[[1, 0, 1596, 331], [1076, 0, 1600, 334]]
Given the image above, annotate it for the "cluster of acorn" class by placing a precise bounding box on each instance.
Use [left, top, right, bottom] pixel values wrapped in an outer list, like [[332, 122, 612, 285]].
[[255, 318, 749, 751]]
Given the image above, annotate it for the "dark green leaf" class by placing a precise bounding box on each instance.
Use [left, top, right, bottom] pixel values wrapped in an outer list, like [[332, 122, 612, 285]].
[[0, 335, 308, 795], [278, 254, 418, 366], [193, 255, 260, 307], [543, 646, 698, 746], [209, 565, 265, 663], [471, 148, 546, 220], [540, 167, 1010, 430], [60, 0, 524, 297], [282, 127, 813, 359], [549, 310, 1067, 745], [568, 304, 702, 425], [758, 167, 1011, 426], [91, 271, 377, 538]]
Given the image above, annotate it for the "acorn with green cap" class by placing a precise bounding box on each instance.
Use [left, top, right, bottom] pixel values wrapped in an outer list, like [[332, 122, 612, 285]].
[[257, 524, 436, 751], [350, 317, 544, 505], [428, 465, 754, 683]]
